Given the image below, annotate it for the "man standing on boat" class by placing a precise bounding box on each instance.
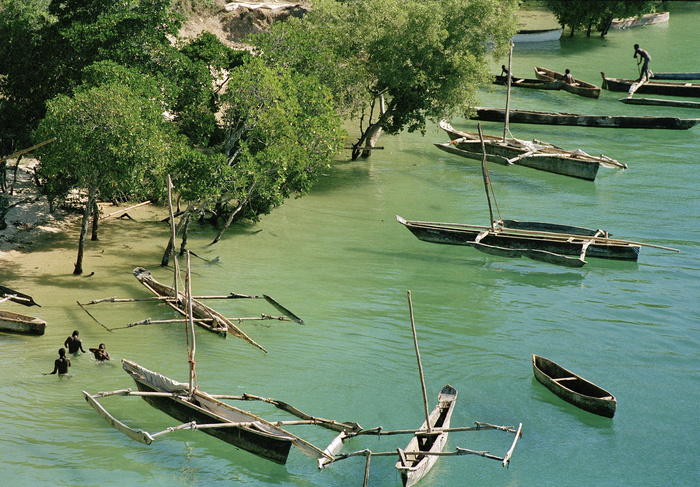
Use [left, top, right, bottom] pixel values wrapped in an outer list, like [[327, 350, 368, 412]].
[[634, 44, 651, 81], [64, 330, 86, 354]]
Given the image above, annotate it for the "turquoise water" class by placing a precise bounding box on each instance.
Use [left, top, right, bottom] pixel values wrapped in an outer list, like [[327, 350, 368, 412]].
[[1, 4, 698, 486]]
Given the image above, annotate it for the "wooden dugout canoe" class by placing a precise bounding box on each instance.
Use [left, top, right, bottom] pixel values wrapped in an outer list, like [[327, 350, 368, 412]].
[[534, 66, 601, 98], [494, 74, 562, 90], [395, 385, 457, 487], [470, 107, 700, 130], [532, 355, 616, 418], [121, 359, 296, 463], [601, 73, 700, 97], [618, 97, 700, 109], [0, 309, 46, 335]]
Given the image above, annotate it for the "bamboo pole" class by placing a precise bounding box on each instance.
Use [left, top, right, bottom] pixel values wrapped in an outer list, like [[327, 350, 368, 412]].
[[407, 290, 432, 433], [503, 41, 513, 142], [0, 137, 56, 163], [348, 422, 518, 437], [98, 201, 151, 220], [478, 124, 495, 228], [186, 251, 196, 396]]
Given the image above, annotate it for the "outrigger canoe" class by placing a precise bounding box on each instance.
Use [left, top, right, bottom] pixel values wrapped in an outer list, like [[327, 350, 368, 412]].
[[396, 385, 457, 487], [83, 360, 353, 464], [532, 355, 617, 418], [437, 120, 625, 181], [133, 266, 267, 351]]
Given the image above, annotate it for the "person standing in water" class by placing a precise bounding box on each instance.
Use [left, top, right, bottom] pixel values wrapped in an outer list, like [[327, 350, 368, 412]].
[[64, 330, 86, 354], [49, 348, 71, 375], [90, 343, 111, 361]]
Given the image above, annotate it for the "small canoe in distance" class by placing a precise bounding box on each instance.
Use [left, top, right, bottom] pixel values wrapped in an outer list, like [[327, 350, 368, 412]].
[[0, 309, 47, 335], [651, 72, 700, 81], [532, 355, 616, 418], [618, 97, 700, 109], [395, 385, 457, 487], [534, 66, 601, 98], [512, 28, 562, 43], [601, 73, 700, 97], [611, 11, 669, 29], [470, 107, 700, 130], [494, 75, 561, 90]]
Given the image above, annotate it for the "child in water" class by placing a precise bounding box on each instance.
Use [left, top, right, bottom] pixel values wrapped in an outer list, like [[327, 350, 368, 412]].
[[89, 343, 111, 361], [50, 348, 71, 375]]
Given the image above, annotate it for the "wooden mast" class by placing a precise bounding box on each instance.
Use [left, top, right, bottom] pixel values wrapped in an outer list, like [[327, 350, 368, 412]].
[[478, 124, 496, 228], [503, 41, 514, 142], [407, 290, 432, 433]]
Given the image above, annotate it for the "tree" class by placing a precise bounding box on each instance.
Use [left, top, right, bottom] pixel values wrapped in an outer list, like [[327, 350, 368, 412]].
[[201, 58, 345, 244], [543, 0, 657, 37], [34, 81, 175, 274], [252, 0, 518, 160]]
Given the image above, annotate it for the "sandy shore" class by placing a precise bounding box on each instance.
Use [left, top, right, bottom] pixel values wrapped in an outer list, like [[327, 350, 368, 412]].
[[0, 159, 78, 260]]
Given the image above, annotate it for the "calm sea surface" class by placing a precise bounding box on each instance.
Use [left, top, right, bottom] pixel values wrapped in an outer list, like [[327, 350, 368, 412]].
[[2, 4, 698, 486]]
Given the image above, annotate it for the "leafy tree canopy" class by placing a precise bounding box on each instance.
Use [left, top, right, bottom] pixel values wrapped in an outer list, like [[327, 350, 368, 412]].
[[252, 0, 518, 157]]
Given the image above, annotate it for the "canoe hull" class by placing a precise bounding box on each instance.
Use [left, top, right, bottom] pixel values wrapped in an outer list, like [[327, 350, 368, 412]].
[[494, 75, 562, 90], [396, 385, 457, 487], [534, 67, 601, 98], [397, 216, 640, 261], [602, 74, 700, 97], [611, 11, 669, 29], [512, 28, 562, 43], [123, 360, 294, 464], [472, 107, 700, 130], [618, 97, 700, 109], [439, 121, 605, 181], [532, 355, 616, 418], [0, 310, 46, 335]]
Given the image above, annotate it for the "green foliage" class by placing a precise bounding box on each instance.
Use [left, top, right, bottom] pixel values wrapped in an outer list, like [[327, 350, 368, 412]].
[[252, 0, 518, 145], [543, 0, 657, 36], [34, 82, 175, 205], [216, 58, 345, 222]]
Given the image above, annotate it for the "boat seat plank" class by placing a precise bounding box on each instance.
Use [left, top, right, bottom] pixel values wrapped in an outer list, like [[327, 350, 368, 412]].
[[552, 377, 577, 382]]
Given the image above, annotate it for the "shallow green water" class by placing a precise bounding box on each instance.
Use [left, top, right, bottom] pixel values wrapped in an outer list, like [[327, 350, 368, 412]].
[[1, 4, 699, 486]]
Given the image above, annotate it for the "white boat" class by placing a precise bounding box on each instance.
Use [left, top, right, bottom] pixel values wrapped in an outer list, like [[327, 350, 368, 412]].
[[512, 28, 562, 43], [611, 11, 669, 29]]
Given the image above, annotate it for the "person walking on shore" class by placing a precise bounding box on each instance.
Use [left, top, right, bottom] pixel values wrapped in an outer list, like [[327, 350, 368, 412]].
[[634, 44, 651, 81]]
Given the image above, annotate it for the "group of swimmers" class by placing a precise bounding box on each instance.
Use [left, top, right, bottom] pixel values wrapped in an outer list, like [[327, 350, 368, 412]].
[[49, 330, 111, 375]]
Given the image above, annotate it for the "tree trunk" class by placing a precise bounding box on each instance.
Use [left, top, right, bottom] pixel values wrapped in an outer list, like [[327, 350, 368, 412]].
[[91, 199, 99, 241], [74, 186, 98, 275], [361, 123, 383, 158], [211, 182, 256, 245], [179, 211, 191, 255], [600, 15, 613, 36]]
